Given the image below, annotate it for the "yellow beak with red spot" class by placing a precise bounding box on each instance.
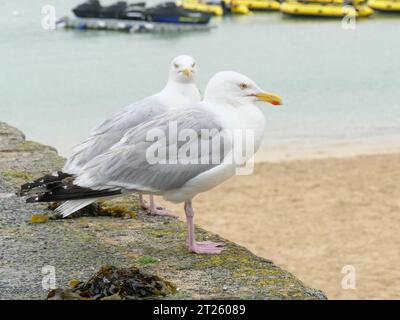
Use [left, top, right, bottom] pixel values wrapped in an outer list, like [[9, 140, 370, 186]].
[[255, 92, 282, 106]]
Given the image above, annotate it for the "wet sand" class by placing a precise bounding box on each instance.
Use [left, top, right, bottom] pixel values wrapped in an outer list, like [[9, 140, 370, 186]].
[[155, 152, 400, 299]]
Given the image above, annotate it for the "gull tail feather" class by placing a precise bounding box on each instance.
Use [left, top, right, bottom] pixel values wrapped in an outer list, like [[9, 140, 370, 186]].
[[20, 171, 72, 195], [55, 199, 97, 218]]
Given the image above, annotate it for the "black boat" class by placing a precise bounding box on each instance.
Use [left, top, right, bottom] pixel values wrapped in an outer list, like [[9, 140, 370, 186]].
[[120, 2, 146, 20], [73, 0, 145, 20], [100, 1, 128, 18], [73, 0, 102, 18], [145, 2, 212, 24], [73, 1, 212, 25]]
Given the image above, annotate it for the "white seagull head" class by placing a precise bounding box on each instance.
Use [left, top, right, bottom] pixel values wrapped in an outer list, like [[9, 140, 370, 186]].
[[169, 55, 197, 83], [204, 71, 282, 107]]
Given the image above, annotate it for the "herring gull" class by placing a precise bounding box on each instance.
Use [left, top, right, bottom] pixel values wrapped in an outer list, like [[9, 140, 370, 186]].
[[26, 71, 282, 254], [21, 55, 200, 217]]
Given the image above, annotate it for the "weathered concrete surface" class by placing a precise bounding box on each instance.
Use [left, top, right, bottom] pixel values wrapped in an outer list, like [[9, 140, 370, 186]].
[[0, 122, 64, 185], [0, 122, 327, 300]]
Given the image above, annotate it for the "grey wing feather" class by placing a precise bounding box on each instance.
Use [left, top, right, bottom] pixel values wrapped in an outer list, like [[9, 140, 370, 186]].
[[75, 108, 228, 192], [63, 96, 169, 174]]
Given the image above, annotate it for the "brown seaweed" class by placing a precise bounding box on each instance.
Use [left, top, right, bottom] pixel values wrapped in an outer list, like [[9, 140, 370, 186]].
[[47, 266, 176, 300]]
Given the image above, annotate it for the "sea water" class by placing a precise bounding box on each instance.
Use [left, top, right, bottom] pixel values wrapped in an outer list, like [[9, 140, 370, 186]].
[[1, 0, 400, 160]]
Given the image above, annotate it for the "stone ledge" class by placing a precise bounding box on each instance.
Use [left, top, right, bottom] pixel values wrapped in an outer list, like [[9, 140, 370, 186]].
[[0, 122, 327, 300]]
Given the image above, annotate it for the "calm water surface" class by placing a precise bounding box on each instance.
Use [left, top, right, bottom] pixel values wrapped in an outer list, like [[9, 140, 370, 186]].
[[1, 0, 400, 159]]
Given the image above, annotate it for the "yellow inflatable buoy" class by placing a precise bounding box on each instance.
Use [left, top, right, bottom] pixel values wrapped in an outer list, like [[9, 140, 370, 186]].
[[232, 0, 281, 11], [223, 0, 252, 14], [280, 0, 374, 17], [288, 0, 365, 3], [177, 0, 224, 16], [231, 4, 252, 14], [368, 0, 400, 12]]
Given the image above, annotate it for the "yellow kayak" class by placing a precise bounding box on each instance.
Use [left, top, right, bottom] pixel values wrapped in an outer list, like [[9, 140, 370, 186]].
[[368, 0, 400, 12], [177, 0, 224, 16], [280, 0, 374, 17]]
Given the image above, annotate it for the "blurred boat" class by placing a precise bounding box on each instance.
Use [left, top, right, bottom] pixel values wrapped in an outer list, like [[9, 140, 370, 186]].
[[73, 0, 102, 17], [280, 0, 374, 17], [177, 0, 252, 15], [368, 0, 400, 12], [57, 16, 215, 32], [146, 2, 212, 24], [73, 1, 212, 25], [73, 1, 146, 19], [219, 0, 252, 14], [100, 1, 131, 18], [229, 1, 252, 14], [231, 0, 280, 11], [120, 2, 147, 20]]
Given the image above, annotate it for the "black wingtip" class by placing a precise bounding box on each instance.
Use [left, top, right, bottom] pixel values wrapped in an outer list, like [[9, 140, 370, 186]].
[[26, 195, 40, 203], [23, 171, 121, 203], [27, 188, 122, 203], [20, 171, 72, 195], [20, 181, 37, 195]]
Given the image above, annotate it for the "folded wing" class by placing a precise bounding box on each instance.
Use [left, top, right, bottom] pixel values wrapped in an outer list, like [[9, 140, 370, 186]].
[[75, 108, 228, 193]]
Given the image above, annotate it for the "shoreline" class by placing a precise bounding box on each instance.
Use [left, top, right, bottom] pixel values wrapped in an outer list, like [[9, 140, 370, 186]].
[[255, 141, 400, 163], [52, 132, 400, 164], [56, 142, 400, 165]]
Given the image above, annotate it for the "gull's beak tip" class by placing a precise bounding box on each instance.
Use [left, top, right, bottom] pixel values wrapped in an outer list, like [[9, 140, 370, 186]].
[[182, 68, 191, 78], [255, 92, 283, 106]]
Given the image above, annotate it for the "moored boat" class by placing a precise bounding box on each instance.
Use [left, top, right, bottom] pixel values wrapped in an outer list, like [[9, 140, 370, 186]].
[[72, 0, 212, 25], [233, 0, 281, 11], [145, 2, 212, 24], [280, 0, 374, 17], [177, 0, 253, 15], [177, 0, 224, 16], [368, 0, 400, 12], [73, 0, 146, 19], [73, 0, 102, 17], [222, 0, 252, 14], [119, 2, 146, 20]]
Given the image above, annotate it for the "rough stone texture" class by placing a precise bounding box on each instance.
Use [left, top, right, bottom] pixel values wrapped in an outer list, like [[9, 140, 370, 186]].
[[0, 122, 327, 300], [0, 122, 65, 185]]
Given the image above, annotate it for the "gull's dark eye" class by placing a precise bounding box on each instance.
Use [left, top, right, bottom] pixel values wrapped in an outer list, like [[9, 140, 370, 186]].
[[192, 62, 196, 68], [174, 63, 179, 69], [239, 83, 248, 90]]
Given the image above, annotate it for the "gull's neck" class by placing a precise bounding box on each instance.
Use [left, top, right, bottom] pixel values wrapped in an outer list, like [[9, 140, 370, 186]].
[[157, 79, 201, 107], [215, 101, 266, 129], [205, 99, 266, 152]]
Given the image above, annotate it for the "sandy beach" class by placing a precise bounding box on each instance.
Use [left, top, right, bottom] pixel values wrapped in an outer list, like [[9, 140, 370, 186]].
[[155, 152, 400, 299]]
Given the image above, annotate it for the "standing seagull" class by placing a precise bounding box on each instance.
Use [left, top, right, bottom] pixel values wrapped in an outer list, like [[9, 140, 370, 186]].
[[21, 55, 201, 216], [26, 71, 282, 254]]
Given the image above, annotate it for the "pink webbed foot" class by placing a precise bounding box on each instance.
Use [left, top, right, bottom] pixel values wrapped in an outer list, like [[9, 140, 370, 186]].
[[139, 200, 149, 210], [148, 205, 178, 218], [184, 199, 224, 254], [188, 241, 224, 254], [138, 194, 178, 218]]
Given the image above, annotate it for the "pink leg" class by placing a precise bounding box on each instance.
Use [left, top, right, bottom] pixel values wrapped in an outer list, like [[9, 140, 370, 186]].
[[184, 199, 224, 254], [138, 194, 148, 210], [146, 195, 178, 218]]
